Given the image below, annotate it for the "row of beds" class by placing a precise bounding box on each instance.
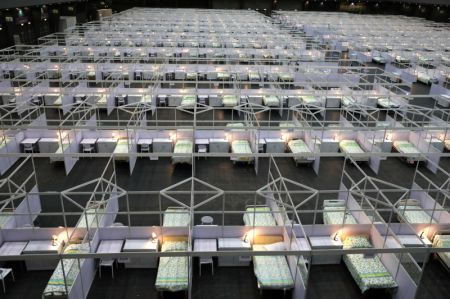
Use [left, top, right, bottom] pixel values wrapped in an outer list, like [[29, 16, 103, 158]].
[[323, 199, 450, 291], [245, 204, 398, 294], [40, 202, 450, 298], [158, 207, 293, 294], [134, 136, 428, 165], [167, 94, 403, 110], [278, 136, 427, 165], [23, 132, 433, 167], [245, 201, 449, 294], [18, 91, 401, 112]]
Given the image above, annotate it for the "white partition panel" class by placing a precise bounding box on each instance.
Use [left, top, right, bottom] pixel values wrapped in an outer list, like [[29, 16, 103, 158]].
[[64, 130, 81, 175], [411, 183, 450, 223], [62, 95, 73, 114], [370, 229, 417, 299], [107, 94, 115, 115], [0, 134, 21, 175]]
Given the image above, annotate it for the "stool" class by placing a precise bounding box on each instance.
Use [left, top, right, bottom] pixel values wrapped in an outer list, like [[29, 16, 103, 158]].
[[99, 259, 115, 279], [0, 268, 14, 293], [23, 144, 34, 153], [201, 216, 213, 225], [199, 257, 213, 276]]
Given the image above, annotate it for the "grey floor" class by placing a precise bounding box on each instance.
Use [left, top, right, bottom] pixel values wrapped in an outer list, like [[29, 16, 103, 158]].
[[0, 77, 449, 298], [0, 154, 448, 299]]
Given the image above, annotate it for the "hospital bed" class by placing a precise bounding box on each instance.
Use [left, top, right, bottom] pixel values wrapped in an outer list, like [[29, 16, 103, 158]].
[[180, 95, 197, 109], [301, 95, 322, 107], [217, 72, 230, 81], [432, 232, 450, 271], [231, 140, 253, 164], [172, 139, 193, 165], [43, 94, 63, 107], [445, 140, 450, 152], [377, 98, 400, 109], [96, 95, 108, 109], [396, 199, 436, 224], [252, 237, 294, 294], [155, 238, 189, 294], [186, 72, 197, 81], [278, 73, 294, 82], [341, 96, 358, 109], [222, 95, 239, 107], [287, 139, 314, 166], [49, 143, 70, 164], [342, 235, 398, 294], [372, 56, 386, 64], [339, 140, 369, 162], [279, 122, 296, 129], [395, 56, 410, 64], [243, 206, 276, 226], [262, 95, 280, 107], [392, 140, 426, 164], [163, 207, 190, 227], [114, 139, 129, 162], [249, 72, 261, 82], [417, 72, 439, 85], [323, 200, 357, 225], [42, 243, 90, 299]]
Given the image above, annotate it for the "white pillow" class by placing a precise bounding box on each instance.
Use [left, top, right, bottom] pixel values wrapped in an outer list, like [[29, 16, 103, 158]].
[[264, 242, 285, 251]]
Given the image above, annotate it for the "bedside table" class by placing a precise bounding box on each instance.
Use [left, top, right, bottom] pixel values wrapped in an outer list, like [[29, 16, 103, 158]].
[[395, 234, 431, 263], [217, 238, 251, 267], [122, 239, 158, 268], [309, 236, 343, 265]]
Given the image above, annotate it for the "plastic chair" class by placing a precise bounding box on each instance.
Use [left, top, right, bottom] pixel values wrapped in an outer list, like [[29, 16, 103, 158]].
[[99, 259, 115, 279], [199, 257, 213, 276]]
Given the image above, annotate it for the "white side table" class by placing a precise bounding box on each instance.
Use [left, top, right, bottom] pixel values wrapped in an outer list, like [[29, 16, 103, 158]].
[[217, 238, 251, 267], [309, 236, 343, 265], [122, 239, 158, 268]]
